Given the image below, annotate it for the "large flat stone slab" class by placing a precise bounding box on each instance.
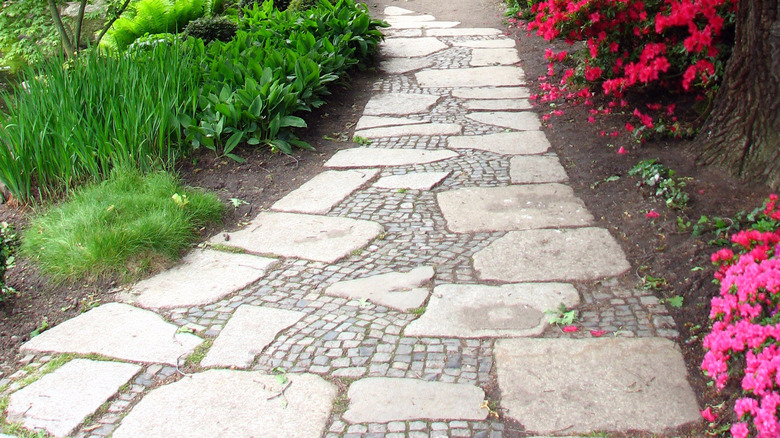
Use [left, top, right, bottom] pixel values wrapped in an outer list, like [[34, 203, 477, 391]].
[[453, 87, 530, 99], [381, 37, 447, 58], [467, 111, 540, 130], [113, 371, 336, 438], [326, 148, 458, 168], [386, 14, 435, 22], [511, 155, 569, 183], [212, 212, 383, 263], [494, 338, 701, 434], [379, 57, 435, 74], [201, 305, 305, 368], [405, 283, 579, 338], [448, 132, 550, 155], [453, 39, 516, 48], [355, 115, 426, 130], [388, 20, 460, 29], [7, 359, 141, 437], [129, 250, 278, 309], [416, 66, 525, 88], [437, 184, 593, 232], [464, 99, 532, 110], [364, 93, 440, 116], [427, 28, 502, 36], [470, 48, 520, 66], [20, 303, 202, 365], [343, 378, 487, 423], [271, 169, 379, 214], [474, 228, 631, 282], [354, 123, 462, 138], [384, 6, 414, 15], [324, 267, 434, 311], [374, 171, 450, 190], [383, 28, 423, 38]]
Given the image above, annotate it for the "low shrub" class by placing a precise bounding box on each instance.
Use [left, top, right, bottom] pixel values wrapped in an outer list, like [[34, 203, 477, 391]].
[[184, 16, 239, 43], [287, 0, 317, 12], [21, 169, 224, 282], [0, 221, 17, 301]]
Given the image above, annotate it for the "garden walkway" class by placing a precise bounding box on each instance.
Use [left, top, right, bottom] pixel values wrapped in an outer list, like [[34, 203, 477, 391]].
[[2, 6, 702, 438]]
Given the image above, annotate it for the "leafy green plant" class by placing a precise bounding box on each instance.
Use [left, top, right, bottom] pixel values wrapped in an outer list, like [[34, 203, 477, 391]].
[[21, 169, 223, 282], [29, 318, 50, 338], [641, 274, 668, 291], [661, 296, 684, 308], [184, 15, 238, 43], [628, 159, 690, 209], [544, 303, 578, 326], [352, 135, 372, 145], [0, 221, 17, 301], [287, 0, 317, 11], [102, 0, 208, 50]]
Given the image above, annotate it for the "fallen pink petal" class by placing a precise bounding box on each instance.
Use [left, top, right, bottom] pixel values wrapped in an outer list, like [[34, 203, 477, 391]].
[[562, 325, 579, 333], [590, 330, 607, 337], [646, 210, 660, 219], [617, 147, 628, 154]]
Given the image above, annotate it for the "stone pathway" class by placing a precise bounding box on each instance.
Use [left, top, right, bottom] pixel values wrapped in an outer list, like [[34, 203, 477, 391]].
[[0, 6, 700, 438]]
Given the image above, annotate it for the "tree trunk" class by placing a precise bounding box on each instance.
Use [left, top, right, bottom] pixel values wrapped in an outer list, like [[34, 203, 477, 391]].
[[696, 0, 780, 190]]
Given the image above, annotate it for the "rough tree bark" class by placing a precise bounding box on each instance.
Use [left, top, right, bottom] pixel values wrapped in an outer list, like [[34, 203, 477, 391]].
[[697, 0, 780, 189]]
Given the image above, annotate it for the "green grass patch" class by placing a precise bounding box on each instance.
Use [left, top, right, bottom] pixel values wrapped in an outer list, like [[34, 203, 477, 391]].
[[22, 169, 223, 282]]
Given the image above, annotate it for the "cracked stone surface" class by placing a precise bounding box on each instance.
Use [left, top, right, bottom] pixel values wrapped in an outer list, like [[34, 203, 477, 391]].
[[6, 359, 141, 437], [324, 266, 434, 311], [20, 303, 202, 365], [469, 48, 520, 66], [474, 227, 631, 282], [364, 93, 440, 116], [452, 87, 530, 99], [325, 148, 459, 167], [510, 155, 570, 183], [467, 111, 541, 131], [494, 338, 701, 434], [271, 169, 380, 215], [211, 212, 383, 263], [381, 37, 447, 58], [405, 283, 580, 338], [373, 171, 450, 190], [437, 184, 593, 232], [113, 371, 337, 438], [447, 131, 551, 155], [416, 66, 525, 88], [343, 377, 488, 423], [128, 249, 279, 309], [201, 305, 306, 368], [354, 122, 463, 138]]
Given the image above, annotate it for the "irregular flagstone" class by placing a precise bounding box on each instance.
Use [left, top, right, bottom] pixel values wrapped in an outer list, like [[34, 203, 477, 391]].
[[343, 378, 487, 423], [416, 66, 525, 88], [453, 39, 516, 48], [112, 371, 336, 438], [355, 115, 426, 130], [467, 111, 541, 130], [211, 212, 383, 263], [271, 169, 380, 214], [20, 303, 202, 365], [201, 305, 305, 368], [388, 21, 460, 29], [494, 338, 701, 434], [7, 359, 141, 437], [473, 227, 631, 282], [469, 48, 521, 66], [324, 266, 435, 310], [129, 250, 279, 309], [325, 148, 458, 168], [386, 14, 436, 22], [363, 93, 440, 116], [353, 122, 462, 138], [379, 57, 435, 74], [384, 6, 414, 15], [405, 283, 580, 338], [437, 184, 593, 233], [381, 37, 447, 58], [382, 28, 423, 38], [448, 131, 550, 155], [511, 155, 569, 183], [452, 87, 530, 99], [374, 171, 450, 190], [463, 99, 532, 110], [427, 28, 502, 36]]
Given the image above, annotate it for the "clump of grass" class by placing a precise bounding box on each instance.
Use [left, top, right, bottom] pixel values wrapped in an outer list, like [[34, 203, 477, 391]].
[[22, 169, 223, 282]]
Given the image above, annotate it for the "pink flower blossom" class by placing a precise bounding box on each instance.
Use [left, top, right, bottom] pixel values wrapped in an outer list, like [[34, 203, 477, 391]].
[[562, 325, 579, 333], [617, 146, 628, 155], [645, 210, 659, 218], [590, 330, 607, 337], [701, 407, 717, 422]]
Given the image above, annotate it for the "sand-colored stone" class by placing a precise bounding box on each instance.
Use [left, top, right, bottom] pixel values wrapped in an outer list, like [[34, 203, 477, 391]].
[[129, 250, 278, 309], [355, 115, 426, 130], [374, 171, 450, 190], [452, 87, 530, 99], [7, 359, 141, 437], [211, 212, 383, 263], [427, 28, 502, 36], [113, 371, 337, 438], [388, 20, 460, 29], [384, 6, 414, 15], [201, 305, 305, 368], [379, 57, 435, 74], [473, 227, 631, 282], [453, 39, 516, 48], [405, 283, 580, 338], [469, 48, 520, 66], [467, 111, 540, 130], [271, 169, 379, 214], [437, 184, 593, 232], [382, 28, 423, 38], [354, 123, 462, 138], [324, 267, 434, 310], [463, 99, 532, 110], [343, 378, 487, 423], [381, 37, 447, 58], [416, 66, 525, 88], [494, 338, 701, 434], [386, 14, 436, 22], [363, 93, 440, 116], [20, 303, 202, 365], [326, 148, 458, 168], [448, 131, 550, 155], [510, 155, 569, 183]]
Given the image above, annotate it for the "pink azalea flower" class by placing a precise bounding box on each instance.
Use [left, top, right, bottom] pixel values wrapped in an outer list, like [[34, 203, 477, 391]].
[[701, 407, 718, 422], [590, 330, 607, 337], [646, 210, 660, 219], [617, 146, 628, 155], [562, 325, 579, 333]]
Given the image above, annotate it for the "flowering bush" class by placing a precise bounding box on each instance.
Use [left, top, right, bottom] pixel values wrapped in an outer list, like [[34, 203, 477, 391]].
[[702, 194, 780, 438], [517, 0, 737, 138]]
